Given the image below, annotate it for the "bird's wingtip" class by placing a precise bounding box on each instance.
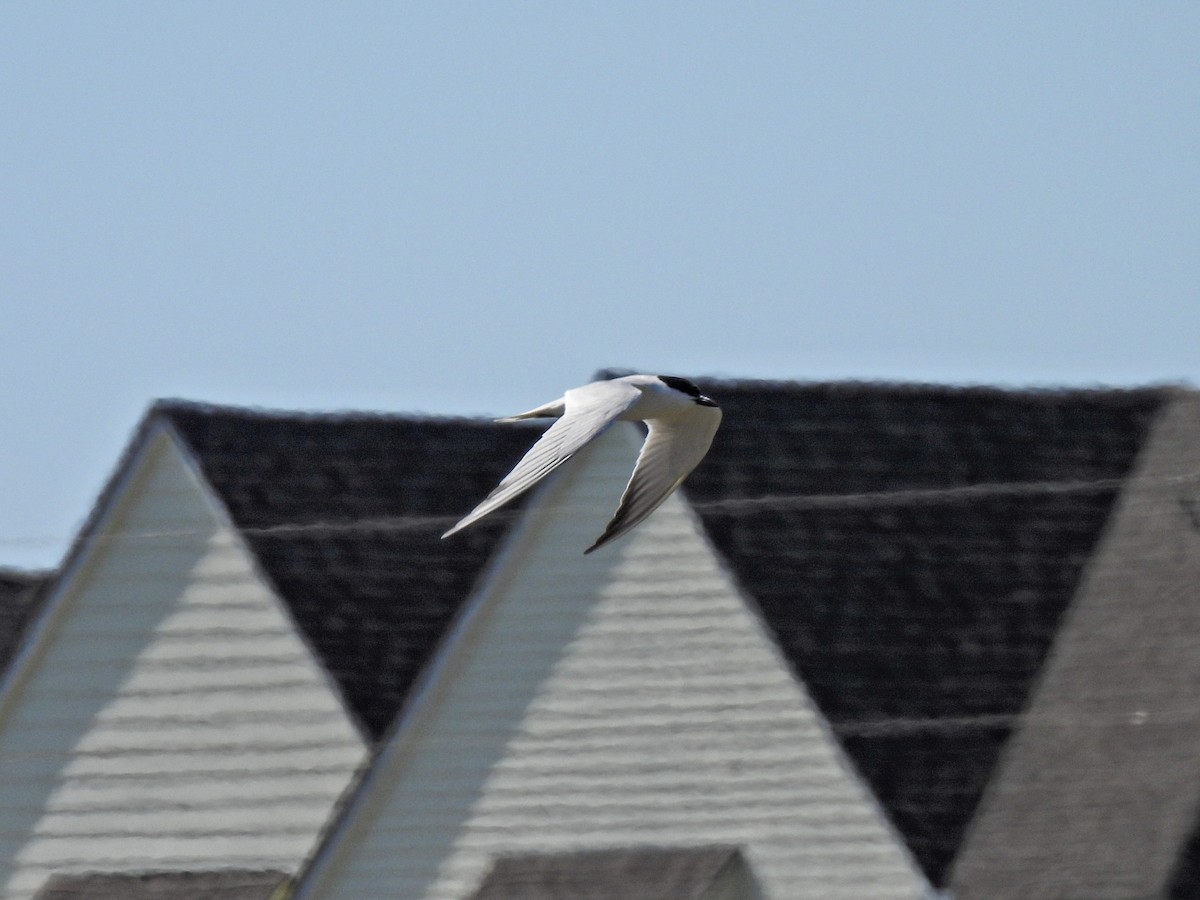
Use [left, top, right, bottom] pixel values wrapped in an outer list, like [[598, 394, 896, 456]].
[[583, 532, 612, 554]]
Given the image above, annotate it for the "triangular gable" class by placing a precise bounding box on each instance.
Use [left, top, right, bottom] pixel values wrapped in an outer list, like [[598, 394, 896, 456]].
[[3, 379, 1168, 898], [158, 383, 1166, 887], [680, 379, 1166, 883], [162, 401, 541, 741], [298, 425, 928, 900], [951, 389, 1200, 898], [0, 418, 366, 899]]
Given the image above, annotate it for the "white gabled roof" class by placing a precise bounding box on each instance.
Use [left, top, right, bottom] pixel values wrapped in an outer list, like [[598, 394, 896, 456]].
[[0, 422, 366, 899], [298, 425, 929, 900]]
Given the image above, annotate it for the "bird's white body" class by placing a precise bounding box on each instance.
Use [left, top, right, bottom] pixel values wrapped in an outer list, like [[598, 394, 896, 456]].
[[443, 374, 722, 553]]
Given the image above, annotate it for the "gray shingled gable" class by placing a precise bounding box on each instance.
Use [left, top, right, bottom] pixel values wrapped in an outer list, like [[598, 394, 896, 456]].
[[159, 400, 541, 741], [679, 379, 1167, 886], [33, 869, 289, 899], [470, 846, 744, 900]]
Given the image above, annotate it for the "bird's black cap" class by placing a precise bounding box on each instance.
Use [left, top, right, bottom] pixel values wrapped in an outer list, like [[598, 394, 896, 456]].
[[658, 375, 718, 407]]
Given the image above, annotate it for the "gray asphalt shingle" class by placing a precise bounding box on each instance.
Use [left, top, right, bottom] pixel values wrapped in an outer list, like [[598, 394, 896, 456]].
[[470, 846, 743, 900], [33, 869, 288, 900], [0, 567, 52, 675], [683, 379, 1165, 884], [155, 380, 1172, 888], [161, 402, 539, 741]]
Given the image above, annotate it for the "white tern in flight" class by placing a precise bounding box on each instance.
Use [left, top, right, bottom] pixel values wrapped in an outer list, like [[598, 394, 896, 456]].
[[442, 374, 722, 553]]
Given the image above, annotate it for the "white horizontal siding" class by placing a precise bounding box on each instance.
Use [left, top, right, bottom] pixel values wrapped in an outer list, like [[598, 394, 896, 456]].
[[306, 426, 926, 900], [0, 431, 367, 900]]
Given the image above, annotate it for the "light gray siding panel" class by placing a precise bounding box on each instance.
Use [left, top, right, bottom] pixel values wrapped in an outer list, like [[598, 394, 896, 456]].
[[951, 391, 1200, 899], [0, 434, 367, 900], [305, 426, 926, 900]]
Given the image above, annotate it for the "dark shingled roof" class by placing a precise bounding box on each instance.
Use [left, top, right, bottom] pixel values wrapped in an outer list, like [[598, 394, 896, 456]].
[[156, 381, 1171, 888], [160, 401, 540, 742], [1172, 832, 1200, 899], [33, 869, 289, 900], [469, 846, 744, 900], [0, 568, 53, 675], [681, 379, 1167, 886]]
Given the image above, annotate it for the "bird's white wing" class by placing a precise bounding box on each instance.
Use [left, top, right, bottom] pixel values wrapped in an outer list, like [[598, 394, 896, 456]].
[[442, 379, 643, 539], [585, 404, 722, 554]]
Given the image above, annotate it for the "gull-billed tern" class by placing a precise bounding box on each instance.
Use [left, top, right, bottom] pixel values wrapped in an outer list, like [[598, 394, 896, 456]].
[[442, 374, 722, 553]]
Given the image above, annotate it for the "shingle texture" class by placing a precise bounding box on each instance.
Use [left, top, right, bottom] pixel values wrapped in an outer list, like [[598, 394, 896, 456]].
[[159, 381, 1170, 888], [161, 402, 539, 741], [33, 869, 288, 900], [1173, 835, 1200, 899], [0, 568, 52, 675], [680, 379, 1166, 885], [469, 846, 742, 900]]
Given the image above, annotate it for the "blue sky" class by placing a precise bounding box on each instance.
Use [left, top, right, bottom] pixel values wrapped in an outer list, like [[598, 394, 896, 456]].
[[3, 4, 1198, 570]]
